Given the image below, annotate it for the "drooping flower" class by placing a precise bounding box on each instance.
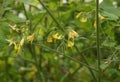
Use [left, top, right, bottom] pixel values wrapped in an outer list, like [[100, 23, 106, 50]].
[[76, 12, 82, 19], [68, 30, 79, 39], [19, 38, 24, 46], [68, 41, 74, 48], [14, 43, 21, 54], [118, 65, 120, 70], [27, 34, 34, 43], [53, 33, 63, 40], [47, 36, 53, 43], [99, 14, 105, 20], [80, 17, 87, 23], [94, 20, 96, 28], [6, 39, 20, 54]]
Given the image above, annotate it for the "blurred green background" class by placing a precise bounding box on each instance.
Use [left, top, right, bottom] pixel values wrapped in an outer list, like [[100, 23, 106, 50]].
[[0, 0, 120, 82]]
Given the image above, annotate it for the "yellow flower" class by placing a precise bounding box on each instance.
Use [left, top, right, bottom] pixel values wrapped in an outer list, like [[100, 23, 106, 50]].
[[94, 20, 96, 28], [53, 33, 63, 40], [19, 38, 24, 46], [68, 41, 74, 48], [27, 34, 34, 43], [14, 43, 20, 54], [118, 65, 120, 70], [6, 39, 21, 54], [9, 24, 19, 32], [76, 12, 82, 19], [80, 17, 87, 23], [6, 39, 15, 46], [99, 14, 104, 20], [68, 30, 79, 39], [104, 61, 109, 64], [47, 36, 53, 43]]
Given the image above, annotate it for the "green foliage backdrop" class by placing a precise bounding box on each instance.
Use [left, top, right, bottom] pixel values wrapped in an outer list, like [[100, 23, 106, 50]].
[[0, 0, 120, 82]]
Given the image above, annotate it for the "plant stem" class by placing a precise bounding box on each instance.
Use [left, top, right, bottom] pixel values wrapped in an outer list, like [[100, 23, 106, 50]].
[[38, 0, 65, 32], [75, 45, 97, 82], [27, 45, 42, 81], [22, 3, 32, 32], [22, 3, 28, 20], [33, 14, 46, 31], [96, 0, 101, 82], [40, 44, 98, 72]]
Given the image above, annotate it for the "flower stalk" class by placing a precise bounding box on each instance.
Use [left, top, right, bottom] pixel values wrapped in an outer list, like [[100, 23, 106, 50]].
[[96, 0, 101, 82]]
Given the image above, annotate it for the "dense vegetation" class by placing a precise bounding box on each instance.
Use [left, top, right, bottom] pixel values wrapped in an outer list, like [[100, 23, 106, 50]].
[[0, 0, 120, 82]]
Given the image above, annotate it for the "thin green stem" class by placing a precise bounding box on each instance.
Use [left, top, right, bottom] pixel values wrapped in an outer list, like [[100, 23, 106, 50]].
[[22, 3, 32, 32], [75, 45, 97, 82], [64, 55, 98, 72], [4, 46, 14, 81], [96, 0, 101, 82], [71, 65, 81, 75], [22, 3, 44, 81], [22, 3, 29, 20], [39, 44, 98, 72], [32, 46, 45, 82], [27, 45, 42, 81], [38, 0, 65, 32], [33, 14, 46, 31], [4, 48, 11, 82], [57, 0, 61, 22]]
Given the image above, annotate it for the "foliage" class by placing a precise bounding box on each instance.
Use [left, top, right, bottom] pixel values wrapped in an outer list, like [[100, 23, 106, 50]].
[[0, 0, 120, 82]]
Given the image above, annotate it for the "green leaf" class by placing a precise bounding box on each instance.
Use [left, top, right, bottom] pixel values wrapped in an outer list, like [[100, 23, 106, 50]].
[[100, 10, 119, 20], [102, 40, 116, 48], [115, 45, 120, 50], [5, 13, 25, 23], [100, 0, 120, 19], [16, 0, 34, 5], [100, 63, 109, 70]]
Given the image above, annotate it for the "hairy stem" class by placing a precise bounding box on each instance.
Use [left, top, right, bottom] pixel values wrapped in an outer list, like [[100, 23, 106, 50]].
[[96, 0, 101, 82]]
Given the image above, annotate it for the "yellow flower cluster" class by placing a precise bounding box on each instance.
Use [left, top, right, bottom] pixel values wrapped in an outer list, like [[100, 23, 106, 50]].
[[7, 33, 35, 54], [68, 30, 79, 39], [68, 30, 79, 48], [53, 33, 63, 40], [47, 33, 63, 43], [7, 23, 35, 54], [76, 12, 105, 28], [6, 38, 25, 54]]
